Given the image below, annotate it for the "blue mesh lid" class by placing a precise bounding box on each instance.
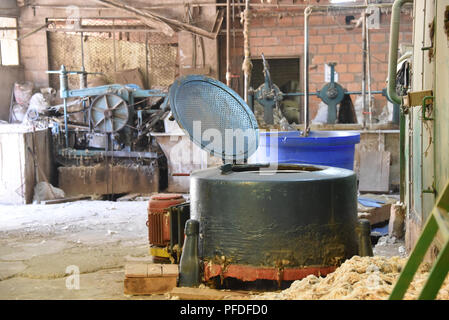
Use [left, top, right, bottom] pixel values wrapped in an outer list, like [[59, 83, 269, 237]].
[[168, 75, 259, 161]]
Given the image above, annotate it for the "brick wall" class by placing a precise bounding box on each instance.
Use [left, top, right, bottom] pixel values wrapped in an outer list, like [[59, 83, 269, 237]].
[[220, 4, 413, 121]]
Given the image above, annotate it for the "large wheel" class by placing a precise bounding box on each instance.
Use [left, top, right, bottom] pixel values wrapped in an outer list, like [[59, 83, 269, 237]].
[[90, 94, 129, 133]]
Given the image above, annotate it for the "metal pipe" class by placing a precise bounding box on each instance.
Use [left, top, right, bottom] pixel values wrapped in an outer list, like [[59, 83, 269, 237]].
[[226, 0, 231, 87], [63, 98, 69, 148], [386, 0, 413, 202], [366, 20, 373, 128], [303, 6, 312, 136], [361, 12, 367, 129], [242, 0, 251, 103], [387, 0, 413, 105]]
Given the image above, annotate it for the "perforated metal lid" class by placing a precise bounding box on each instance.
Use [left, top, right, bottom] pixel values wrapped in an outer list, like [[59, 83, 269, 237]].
[[169, 75, 259, 161]]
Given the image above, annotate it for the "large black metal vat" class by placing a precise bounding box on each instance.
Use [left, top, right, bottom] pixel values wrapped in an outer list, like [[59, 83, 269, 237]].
[[190, 163, 358, 282], [168, 75, 360, 284]]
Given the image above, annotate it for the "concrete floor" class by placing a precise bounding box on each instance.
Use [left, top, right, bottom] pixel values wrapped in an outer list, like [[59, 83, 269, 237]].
[[0, 199, 406, 300], [0, 200, 165, 300]]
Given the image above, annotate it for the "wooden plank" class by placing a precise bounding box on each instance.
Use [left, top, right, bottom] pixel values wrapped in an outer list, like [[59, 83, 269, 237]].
[[358, 194, 397, 225], [179, 66, 211, 76], [359, 151, 391, 193], [358, 204, 392, 225], [41, 196, 91, 205], [125, 263, 179, 278], [124, 276, 177, 295], [116, 193, 141, 202], [169, 287, 250, 300]]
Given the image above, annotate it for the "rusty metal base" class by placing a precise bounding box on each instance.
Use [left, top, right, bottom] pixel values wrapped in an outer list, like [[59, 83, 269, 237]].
[[204, 262, 337, 282], [58, 163, 159, 197]]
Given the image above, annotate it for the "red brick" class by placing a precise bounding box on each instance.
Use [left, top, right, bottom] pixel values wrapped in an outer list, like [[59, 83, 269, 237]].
[[318, 45, 333, 54], [318, 28, 330, 35], [348, 43, 362, 53], [263, 17, 277, 27], [312, 55, 326, 64], [309, 28, 319, 36], [324, 35, 340, 44], [287, 28, 302, 36], [259, 46, 278, 56], [373, 72, 388, 82], [251, 17, 264, 28], [276, 45, 296, 56], [251, 37, 264, 47], [370, 32, 385, 43], [309, 15, 324, 25], [325, 55, 340, 63], [279, 36, 293, 45], [293, 36, 304, 45], [272, 30, 286, 37], [348, 63, 363, 73], [279, 16, 293, 27], [263, 37, 278, 46], [292, 15, 304, 25], [311, 73, 324, 83], [256, 29, 271, 37], [346, 83, 361, 91], [336, 64, 347, 73], [334, 44, 348, 53], [340, 34, 354, 43], [341, 54, 357, 63], [310, 36, 324, 44], [372, 53, 387, 63]]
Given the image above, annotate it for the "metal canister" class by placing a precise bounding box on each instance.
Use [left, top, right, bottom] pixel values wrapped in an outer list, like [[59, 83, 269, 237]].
[[357, 219, 374, 257], [147, 193, 185, 246], [190, 163, 359, 283]]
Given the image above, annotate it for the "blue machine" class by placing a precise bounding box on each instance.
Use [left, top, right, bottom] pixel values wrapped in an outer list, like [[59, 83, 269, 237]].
[[47, 65, 169, 162]]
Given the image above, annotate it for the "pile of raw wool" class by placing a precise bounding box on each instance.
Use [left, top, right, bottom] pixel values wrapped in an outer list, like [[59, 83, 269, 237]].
[[253, 256, 449, 300]]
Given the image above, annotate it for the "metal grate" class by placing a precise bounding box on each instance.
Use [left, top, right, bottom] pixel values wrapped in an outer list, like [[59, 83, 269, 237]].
[[169, 75, 259, 161], [47, 18, 178, 90]]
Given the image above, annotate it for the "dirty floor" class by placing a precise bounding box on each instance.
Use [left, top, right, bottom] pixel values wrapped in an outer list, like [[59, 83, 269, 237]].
[[0, 200, 406, 300], [0, 200, 165, 300]]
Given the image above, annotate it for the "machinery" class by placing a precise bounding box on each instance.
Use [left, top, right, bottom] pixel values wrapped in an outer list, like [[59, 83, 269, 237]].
[[248, 55, 392, 126], [47, 65, 170, 196], [161, 74, 363, 288], [147, 193, 190, 263]]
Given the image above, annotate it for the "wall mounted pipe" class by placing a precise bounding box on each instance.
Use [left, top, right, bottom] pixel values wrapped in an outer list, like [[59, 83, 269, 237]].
[[386, 0, 413, 203], [362, 11, 367, 128], [303, 6, 312, 137], [387, 0, 413, 105]]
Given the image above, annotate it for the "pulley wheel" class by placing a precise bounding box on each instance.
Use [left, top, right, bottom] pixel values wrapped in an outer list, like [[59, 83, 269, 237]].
[[90, 94, 129, 133]]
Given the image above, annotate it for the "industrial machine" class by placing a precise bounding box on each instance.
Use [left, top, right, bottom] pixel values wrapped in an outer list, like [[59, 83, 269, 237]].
[[147, 193, 190, 263], [46, 65, 169, 196], [248, 54, 393, 126], [159, 74, 362, 288]]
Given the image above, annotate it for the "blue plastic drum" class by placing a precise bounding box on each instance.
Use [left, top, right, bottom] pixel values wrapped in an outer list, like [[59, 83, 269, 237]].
[[253, 131, 361, 170]]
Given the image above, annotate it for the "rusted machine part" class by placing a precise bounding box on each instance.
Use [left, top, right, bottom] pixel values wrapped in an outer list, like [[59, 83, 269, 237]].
[[147, 193, 185, 246], [204, 262, 337, 283]]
